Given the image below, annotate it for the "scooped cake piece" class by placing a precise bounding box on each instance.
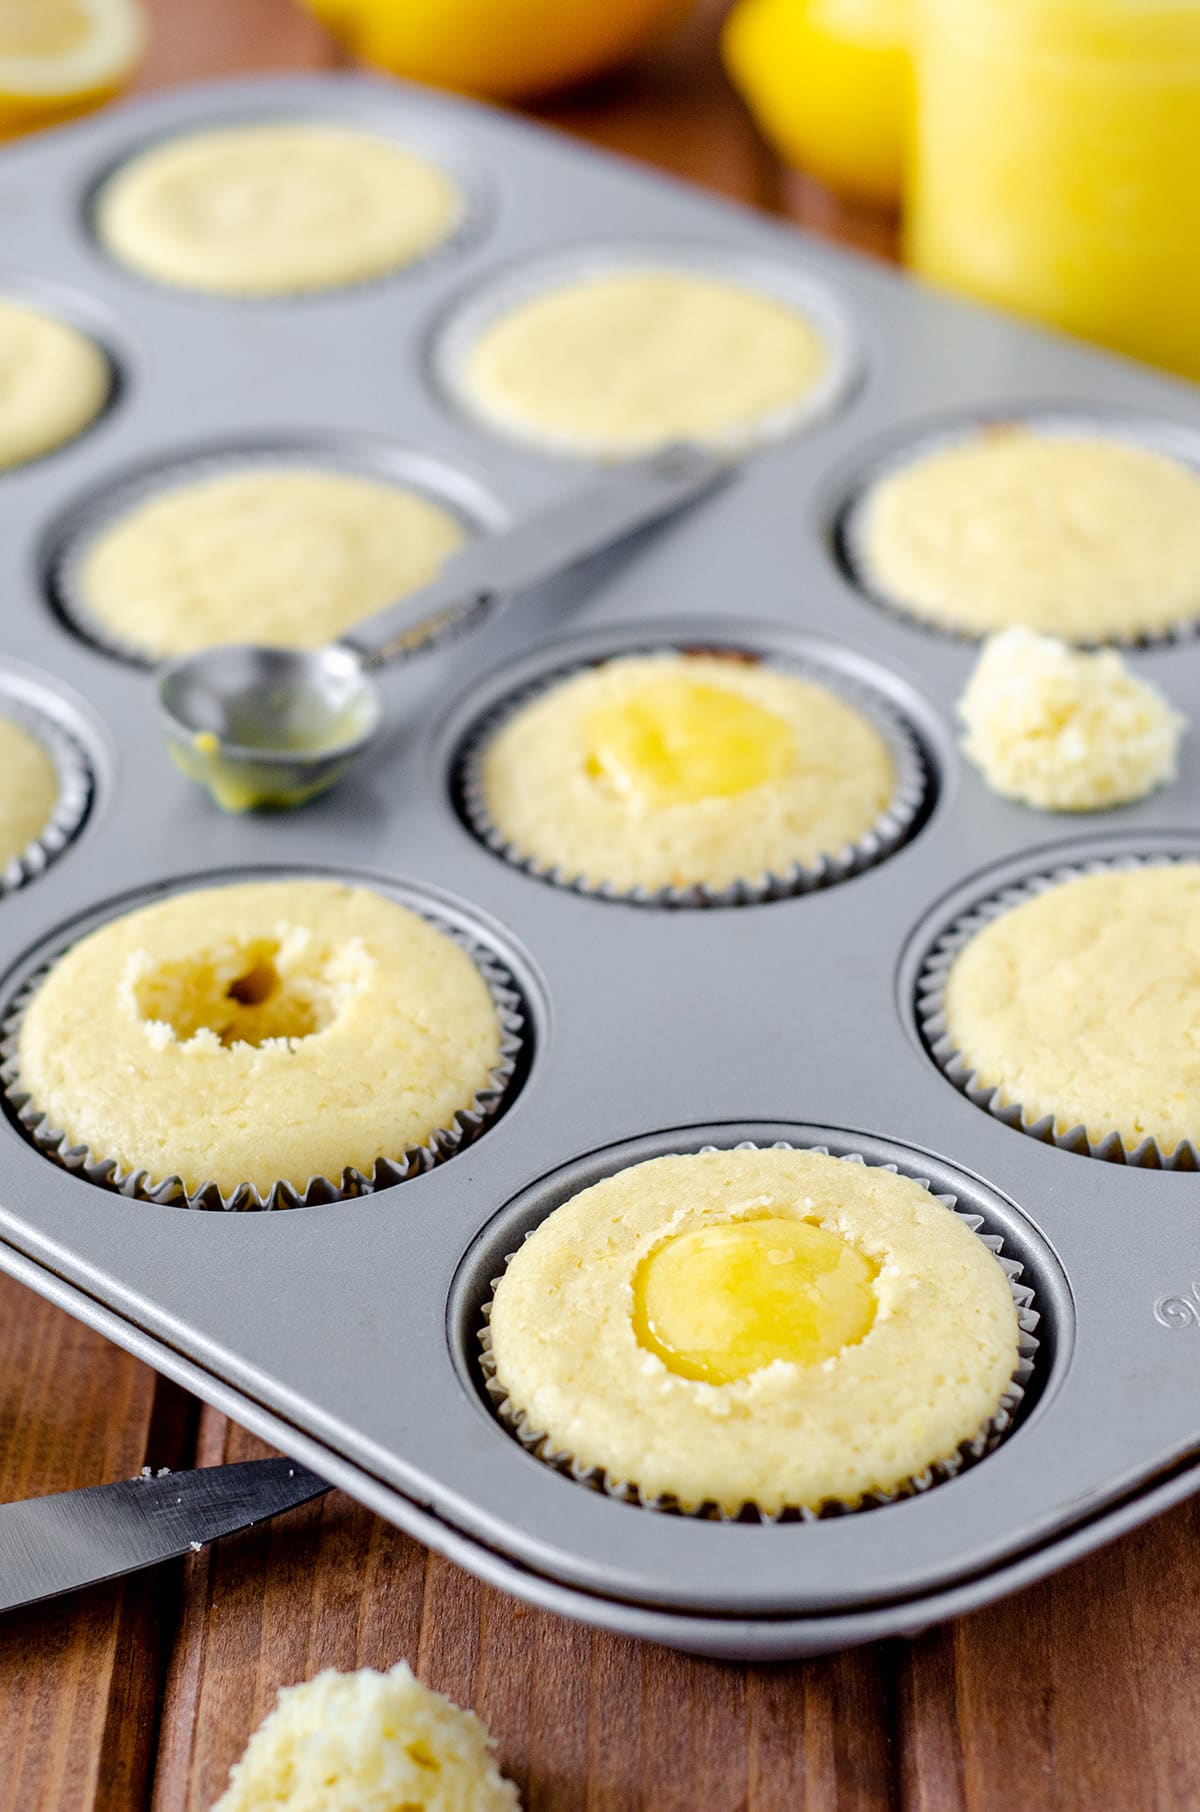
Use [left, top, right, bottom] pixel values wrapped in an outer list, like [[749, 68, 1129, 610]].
[[212, 1664, 519, 1812]]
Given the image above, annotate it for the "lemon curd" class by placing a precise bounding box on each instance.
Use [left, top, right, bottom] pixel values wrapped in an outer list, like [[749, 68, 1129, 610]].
[[585, 677, 794, 807], [633, 1217, 878, 1384], [908, 0, 1200, 380]]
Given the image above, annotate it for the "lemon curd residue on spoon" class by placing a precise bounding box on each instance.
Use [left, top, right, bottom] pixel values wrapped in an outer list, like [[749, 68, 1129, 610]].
[[585, 674, 794, 806], [632, 1215, 879, 1384]]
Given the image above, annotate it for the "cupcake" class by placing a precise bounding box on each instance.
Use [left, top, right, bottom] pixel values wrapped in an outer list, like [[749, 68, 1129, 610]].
[[469, 651, 909, 897], [485, 1146, 1026, 1516], [454, 263, 832, 455], [935, 862, 1200, 1159], [68, 465, 467, 659], [7, 879, 515, 1205], [852, 424, 1200, 641], [0, 713, 61, 873], [95, 123, 463, 295], [0, 298, 109, 471]]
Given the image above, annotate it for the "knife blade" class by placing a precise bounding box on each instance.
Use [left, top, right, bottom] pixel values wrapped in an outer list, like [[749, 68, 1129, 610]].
[[0, 1457, 330, 1614]]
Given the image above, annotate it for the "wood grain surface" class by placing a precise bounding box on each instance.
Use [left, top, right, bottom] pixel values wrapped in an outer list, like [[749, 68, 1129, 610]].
[[0, 1, 1196, 1807]]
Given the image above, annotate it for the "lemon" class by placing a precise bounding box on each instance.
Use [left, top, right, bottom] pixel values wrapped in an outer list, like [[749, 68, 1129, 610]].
[[723, 0, 909, 206], [0, 0, 145, 136], [297, 0, 691, 102]]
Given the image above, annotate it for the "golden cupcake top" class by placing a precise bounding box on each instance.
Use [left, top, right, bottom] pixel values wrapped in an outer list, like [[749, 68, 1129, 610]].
[[856, 426, 1200, 640], [958, 627, 1186, 811], [487, 1146, 1022, 1516], [75, 466, 467, 658], [0, 297, 109, 472], [14, 879, 504, 1196], [96, 122, 462, 295], [941, 862, 1200, 1155], [458, 265, 830, 455], [0, 715, 59, 869], [476, 651, 897, 893]]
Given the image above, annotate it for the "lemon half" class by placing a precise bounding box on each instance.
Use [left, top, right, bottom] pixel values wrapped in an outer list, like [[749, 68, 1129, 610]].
[[0, 0, 145, 135]]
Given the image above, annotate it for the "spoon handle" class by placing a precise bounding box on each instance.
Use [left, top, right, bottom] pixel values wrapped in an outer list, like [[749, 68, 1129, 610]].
[[339, 443, 734, 668]]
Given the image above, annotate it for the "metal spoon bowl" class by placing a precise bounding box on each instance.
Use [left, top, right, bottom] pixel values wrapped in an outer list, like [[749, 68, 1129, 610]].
[[156, 444, 733, 811], [159, 644, 382, 811]]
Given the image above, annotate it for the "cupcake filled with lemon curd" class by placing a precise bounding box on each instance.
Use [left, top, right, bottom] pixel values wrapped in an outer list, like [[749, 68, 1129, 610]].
[[3, 879, 522, 1208], [465, 649, 924, 902], [484, 1145, 1031, 1517]]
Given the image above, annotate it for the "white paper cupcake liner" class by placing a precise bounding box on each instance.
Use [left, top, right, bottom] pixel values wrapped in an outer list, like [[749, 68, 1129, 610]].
[[0, 686, 92, 899], [918, 851, 1200, 1170], [479, 1139, 1040, 1522], [839, 411, 1200, 649], [0, 912, 526, 1211], [89, 109, 490, 302], [458, 642, 929, 908], [48, 440, 507, 668], [430, 238, 861, 460]]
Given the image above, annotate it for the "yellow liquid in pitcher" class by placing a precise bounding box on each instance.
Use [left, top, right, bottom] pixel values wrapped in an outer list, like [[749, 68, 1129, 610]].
[[907, 0, 1200, 380]]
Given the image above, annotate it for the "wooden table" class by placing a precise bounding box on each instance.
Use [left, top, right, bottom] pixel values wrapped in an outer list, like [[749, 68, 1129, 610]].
[[2, 2, 1199, 1806]]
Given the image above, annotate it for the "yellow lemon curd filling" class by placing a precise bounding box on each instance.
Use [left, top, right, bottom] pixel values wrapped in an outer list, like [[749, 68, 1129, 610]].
[[15, 880, 503, 1195], [479, 652, 896, 894], [633, 1217, 878, 1384], [488, 1147, 1021, 1515], [585, 676, 794, 807]]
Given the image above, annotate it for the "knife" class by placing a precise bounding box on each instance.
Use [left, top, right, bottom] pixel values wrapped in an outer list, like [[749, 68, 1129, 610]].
[[0, 1458, 330, 1614]]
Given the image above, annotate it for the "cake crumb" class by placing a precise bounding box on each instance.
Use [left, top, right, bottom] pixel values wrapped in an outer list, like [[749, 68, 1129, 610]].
[[958, 627, 1185, 811], [211, 1663, 519, 1812]]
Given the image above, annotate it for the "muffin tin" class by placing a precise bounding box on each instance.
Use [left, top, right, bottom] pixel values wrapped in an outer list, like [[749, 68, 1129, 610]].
[[0, 72, 1199, 1659]]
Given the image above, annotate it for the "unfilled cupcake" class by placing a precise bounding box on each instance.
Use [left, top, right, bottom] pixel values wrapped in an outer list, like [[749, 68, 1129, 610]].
[[72, 466, 466, 658], [11, 879, 505, 1198], [96, 123, 462, 295], [0, 715, 60, 869], [457, 264, 830, 455], [853, 425, 1200, 641], [473, 652, 898, 894], [487, 1146, 1022, 1516], [0, 298, 109, 471], [940, 863, 1200, 1156]]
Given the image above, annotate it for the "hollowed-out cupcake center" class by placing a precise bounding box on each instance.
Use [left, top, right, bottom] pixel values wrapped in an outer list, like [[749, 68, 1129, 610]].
[[585, 675, 794, 807], [129, 933, 368, 1049], [632, 1215, 879, 1385]]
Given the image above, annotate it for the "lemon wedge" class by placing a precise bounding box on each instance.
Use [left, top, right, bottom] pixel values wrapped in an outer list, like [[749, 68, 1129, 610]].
[[0, 0, 146, 136]]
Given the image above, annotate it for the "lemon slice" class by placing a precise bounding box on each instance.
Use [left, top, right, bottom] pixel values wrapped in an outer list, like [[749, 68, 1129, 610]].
[[0, 0, 146, 133]]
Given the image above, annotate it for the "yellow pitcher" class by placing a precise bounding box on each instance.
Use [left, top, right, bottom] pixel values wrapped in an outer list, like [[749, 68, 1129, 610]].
[[906, 0, 1200, 381]]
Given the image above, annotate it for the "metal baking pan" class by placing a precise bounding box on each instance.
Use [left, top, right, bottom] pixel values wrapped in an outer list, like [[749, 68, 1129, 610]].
[[1, 71, 1199, 1658]]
